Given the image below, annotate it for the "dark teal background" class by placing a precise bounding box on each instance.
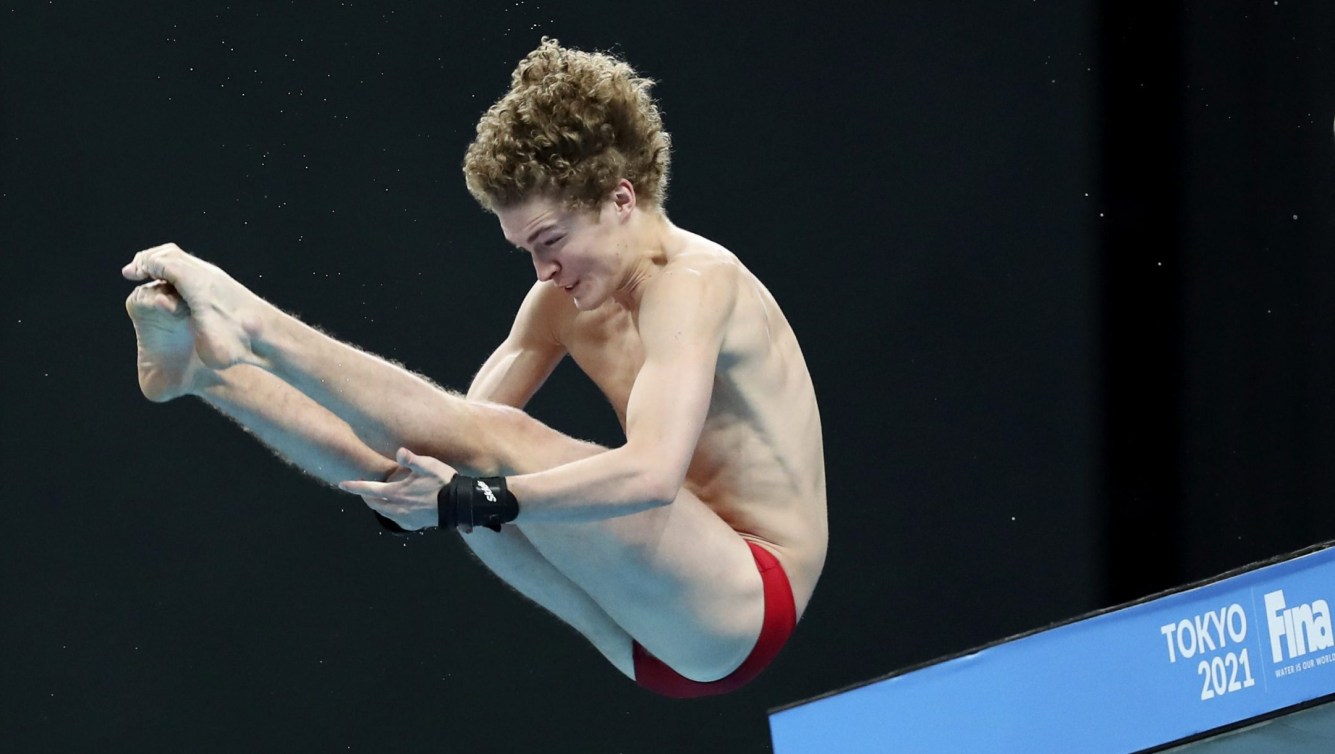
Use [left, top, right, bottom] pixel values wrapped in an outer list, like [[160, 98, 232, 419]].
[[1, 2, 1331, 752]]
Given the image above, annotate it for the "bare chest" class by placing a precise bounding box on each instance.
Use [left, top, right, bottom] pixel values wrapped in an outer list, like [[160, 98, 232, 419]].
[[560, 306, 645, 426]]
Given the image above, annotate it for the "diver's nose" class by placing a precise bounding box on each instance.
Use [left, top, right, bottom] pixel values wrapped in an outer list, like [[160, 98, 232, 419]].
[[534, 257, 559, 282]]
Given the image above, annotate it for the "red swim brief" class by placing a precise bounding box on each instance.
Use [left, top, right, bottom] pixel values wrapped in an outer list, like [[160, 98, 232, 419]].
[[632, 541, 797, 698]]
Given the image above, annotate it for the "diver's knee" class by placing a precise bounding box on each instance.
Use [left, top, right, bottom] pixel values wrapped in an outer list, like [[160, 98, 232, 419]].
[[454, 400, 532, 476]]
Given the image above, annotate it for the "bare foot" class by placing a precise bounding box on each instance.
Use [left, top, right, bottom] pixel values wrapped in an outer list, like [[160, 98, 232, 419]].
[[124, 280, 211, 402], [121, 243, 267, 370]]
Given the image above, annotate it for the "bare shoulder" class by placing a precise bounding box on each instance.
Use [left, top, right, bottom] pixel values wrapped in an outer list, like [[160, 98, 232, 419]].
[[644, 232, 747, 305], [665, 231, 744, 275], [517, 279, 579, 340]]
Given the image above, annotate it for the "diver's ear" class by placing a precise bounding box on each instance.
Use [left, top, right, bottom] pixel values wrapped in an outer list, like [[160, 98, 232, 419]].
[[609, 179, 636, 221]]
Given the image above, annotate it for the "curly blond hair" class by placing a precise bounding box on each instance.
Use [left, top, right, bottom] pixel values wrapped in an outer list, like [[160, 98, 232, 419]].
[[463, 38, 672, 212]]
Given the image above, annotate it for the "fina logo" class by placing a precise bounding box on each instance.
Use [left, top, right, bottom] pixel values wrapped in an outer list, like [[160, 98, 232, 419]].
[[1264, 589, 1334, 663]]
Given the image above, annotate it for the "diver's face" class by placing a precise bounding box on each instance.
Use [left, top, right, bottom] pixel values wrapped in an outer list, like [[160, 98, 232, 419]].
[[498, 195, 628, 310]]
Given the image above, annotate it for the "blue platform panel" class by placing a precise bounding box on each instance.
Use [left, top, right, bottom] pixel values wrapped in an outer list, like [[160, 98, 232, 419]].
[[770, 542, 1335, 753]]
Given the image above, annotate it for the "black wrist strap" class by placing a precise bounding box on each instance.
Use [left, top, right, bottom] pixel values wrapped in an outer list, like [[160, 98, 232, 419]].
[[438, 474, 520, 533]]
